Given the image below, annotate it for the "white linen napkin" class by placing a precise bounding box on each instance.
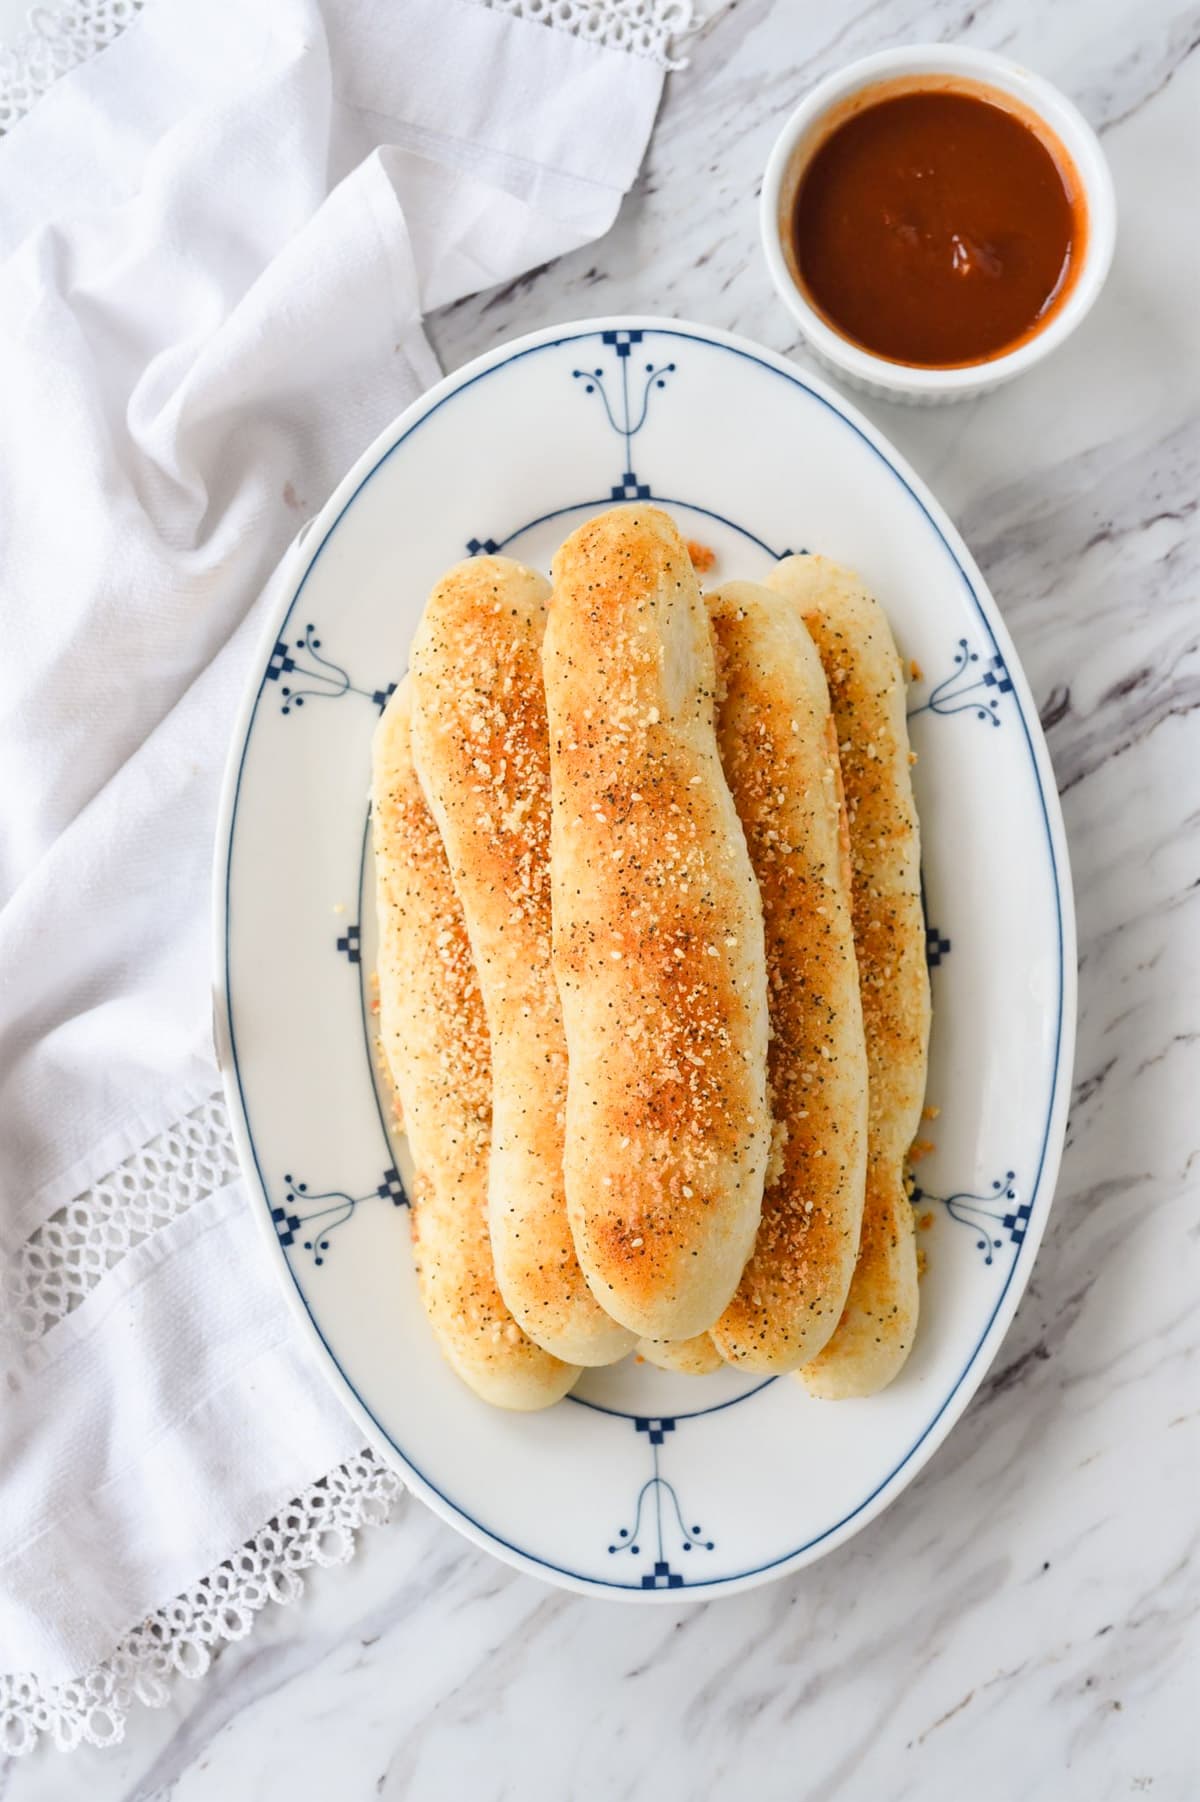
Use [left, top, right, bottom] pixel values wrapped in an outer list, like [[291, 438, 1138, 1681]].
[[0, 0, 677, 1746]]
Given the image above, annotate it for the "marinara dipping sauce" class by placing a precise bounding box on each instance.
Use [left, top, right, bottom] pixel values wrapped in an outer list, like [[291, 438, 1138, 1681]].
[[789, 85, 1087, 368]]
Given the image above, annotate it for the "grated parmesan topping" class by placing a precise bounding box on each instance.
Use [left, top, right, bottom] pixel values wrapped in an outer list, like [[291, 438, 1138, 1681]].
[[706, 592, 865, 1360], [546, 513, 768, 1296]]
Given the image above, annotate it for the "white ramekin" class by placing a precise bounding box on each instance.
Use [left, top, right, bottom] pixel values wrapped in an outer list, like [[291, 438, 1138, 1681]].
[[760, 45, 1117, 405]]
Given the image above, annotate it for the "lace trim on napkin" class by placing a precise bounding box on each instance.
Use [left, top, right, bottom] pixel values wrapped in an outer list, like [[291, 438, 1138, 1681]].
[[0, 0, 694, 135], [0, 1450, 405, 1755], [0, 0, 145, 133], [479, 0, 695, 67], [3, 1092, 241, 1342], [0, 1091, 404, 1756]]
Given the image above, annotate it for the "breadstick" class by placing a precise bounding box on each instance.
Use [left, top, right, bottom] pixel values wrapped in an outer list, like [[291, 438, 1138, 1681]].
[[372, 680, 577, 1408], [409, 557, 634, 1366], [637, 1334, 724, 1376], [544, 505, 770, 1341], [705, 583, 868, 1372], [768, 556, 930, 1398]]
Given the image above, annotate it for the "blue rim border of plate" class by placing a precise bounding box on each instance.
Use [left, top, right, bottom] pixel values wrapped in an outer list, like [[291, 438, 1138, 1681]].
[[215, 318, 1076, 1598]]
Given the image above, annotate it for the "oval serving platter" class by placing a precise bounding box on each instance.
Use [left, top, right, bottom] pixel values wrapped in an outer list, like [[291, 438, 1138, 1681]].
[[215, 317, 1075, 1600]]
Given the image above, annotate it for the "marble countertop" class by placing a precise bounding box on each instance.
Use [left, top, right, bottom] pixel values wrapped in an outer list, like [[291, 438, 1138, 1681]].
[[6, 0, 1196, 1797]]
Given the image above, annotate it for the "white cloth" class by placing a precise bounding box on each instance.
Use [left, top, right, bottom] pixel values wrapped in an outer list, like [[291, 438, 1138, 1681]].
[[0, 0, 670, 1730]]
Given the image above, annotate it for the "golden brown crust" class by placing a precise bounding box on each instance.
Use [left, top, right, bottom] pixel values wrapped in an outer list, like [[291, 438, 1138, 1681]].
[[768, 556, 931, 1398], [371, 681, 577, 1409], [705, 583, 868, 1372], [409, 558, 634, 1367], [544, 506, 770, 1341]]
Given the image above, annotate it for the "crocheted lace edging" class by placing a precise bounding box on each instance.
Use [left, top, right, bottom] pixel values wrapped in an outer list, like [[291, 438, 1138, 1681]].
[[0, 0, 145, 134], [0, 1449, 404, 1755], [0, 0, 694, 136]]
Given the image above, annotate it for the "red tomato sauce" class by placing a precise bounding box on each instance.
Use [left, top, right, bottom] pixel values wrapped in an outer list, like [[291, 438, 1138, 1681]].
[[790, 87, 1086, 368]]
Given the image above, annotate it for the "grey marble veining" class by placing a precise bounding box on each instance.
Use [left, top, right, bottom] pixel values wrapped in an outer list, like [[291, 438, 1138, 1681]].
[[3, 0, 1197, 1797]]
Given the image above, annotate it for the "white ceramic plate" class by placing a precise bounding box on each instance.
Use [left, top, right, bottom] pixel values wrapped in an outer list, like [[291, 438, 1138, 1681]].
[[215, 318, 1075, 1600]]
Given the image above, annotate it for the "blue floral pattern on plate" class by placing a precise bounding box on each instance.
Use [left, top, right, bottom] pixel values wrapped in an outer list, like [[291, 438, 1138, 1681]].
[[221, 320, 1072, 1597], [909, 637, 1013, 728]]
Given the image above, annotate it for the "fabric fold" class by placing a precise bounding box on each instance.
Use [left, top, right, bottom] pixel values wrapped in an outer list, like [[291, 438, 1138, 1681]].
[[2, 1183, 363, 1683]]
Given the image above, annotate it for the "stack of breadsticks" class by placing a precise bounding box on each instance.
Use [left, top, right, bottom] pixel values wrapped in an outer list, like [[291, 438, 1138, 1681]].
[[373, 506, 929, 1410]]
